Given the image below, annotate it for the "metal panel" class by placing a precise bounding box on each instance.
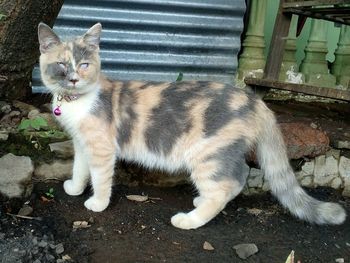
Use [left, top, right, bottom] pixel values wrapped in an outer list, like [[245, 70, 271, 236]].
[[32, 0, 246, 92]]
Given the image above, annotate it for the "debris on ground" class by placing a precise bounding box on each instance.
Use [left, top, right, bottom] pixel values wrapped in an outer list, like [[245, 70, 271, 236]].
[[233, 243, 259, 259], [72, 221, 91, 229], [18, 204, 33, 216], [203, 241, 214, 251], [246, 208, 263, 216], [126, 194, 148, 202]]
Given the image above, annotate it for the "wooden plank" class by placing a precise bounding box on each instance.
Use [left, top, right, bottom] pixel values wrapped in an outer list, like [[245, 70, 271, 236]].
[[283, 0, 349, 8], [285, 8, 350, 25], [244, 77, 350, 102], [264, 0, 292, 79]]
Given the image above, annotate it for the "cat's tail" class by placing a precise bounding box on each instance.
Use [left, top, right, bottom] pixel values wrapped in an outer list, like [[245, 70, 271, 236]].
[[255, 101, 346, 225]]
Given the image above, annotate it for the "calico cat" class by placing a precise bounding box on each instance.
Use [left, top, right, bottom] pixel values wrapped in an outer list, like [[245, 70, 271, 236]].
[[38, 22, 346, 229]]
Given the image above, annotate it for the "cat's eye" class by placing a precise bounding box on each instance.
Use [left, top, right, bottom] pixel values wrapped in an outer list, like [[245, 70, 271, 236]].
[[80, 63, 89, 69], [57, 62, 66, 69]]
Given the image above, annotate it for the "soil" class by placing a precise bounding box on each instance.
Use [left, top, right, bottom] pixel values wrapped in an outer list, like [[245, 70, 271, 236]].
[[1, 183, 349, 263], [1, 97, 350, 262]]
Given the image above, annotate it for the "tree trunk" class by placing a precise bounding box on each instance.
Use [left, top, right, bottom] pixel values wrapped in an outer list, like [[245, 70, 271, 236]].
[[0, 0, 63, 101]]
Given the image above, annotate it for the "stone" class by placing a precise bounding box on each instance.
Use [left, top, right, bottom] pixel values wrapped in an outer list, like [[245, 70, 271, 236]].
[[233, 243, 259, 259], [28, 109, 40, 119], [0, 103, 11, 114], [339, 156, 350, 196], [49, 140, 74, 159], [34, 160, 73, 181], [296, 160, 315, 180], [247, 168, 263, 188], [12, 100, 38, 116], [279, 122, 330, 159], [262, 180, 270, 191], [300, 176, 313, 187], [0, 131, 9, 141], [326, 149, 341, 160], [55, 243, 64, 254], [0, 110, 22, 127], [314, 155, 339, 186], [331, 177, 342, 189], [335, 258, 344, 263], [336, 140, 350, 150], [40, 103, 52, 113], [0, 153, 34, 198]]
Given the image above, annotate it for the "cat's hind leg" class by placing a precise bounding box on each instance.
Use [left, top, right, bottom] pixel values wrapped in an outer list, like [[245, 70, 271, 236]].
[[171, 159, 246, 230], [63, 140, 90, 196]]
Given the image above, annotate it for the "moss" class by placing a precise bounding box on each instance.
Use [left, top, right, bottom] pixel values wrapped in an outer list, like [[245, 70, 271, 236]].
[[1, 130, 69, 163]]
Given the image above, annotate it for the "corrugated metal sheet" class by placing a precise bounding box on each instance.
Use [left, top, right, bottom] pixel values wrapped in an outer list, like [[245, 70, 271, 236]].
[[32, 0, 246, 92]]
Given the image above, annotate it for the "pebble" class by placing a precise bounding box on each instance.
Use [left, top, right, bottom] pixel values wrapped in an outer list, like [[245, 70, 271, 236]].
[[28, 109, 40, 119], [335, 258, 344, 263], [203, 241, 214, 251], [46, 253, 55, 261], [55, 243, 64, 254], [233, 243, 259, 259], [32, 237, 38, 245], [38, 240, 48, 248], [1, 104, 11, 114], [33, 260, 41, 263]]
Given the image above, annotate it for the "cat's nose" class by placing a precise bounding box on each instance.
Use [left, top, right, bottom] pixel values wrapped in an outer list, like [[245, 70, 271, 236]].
[[69, 79, 79, 85]]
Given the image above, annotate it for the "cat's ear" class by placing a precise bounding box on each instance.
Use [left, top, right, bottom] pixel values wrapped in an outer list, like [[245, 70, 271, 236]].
[[83, 23, 102, 50], [38, 22, 61, 54]]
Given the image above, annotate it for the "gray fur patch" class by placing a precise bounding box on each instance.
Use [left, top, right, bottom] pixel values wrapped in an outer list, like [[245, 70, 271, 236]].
[[204, 87, 255, 137], [45, 63, 66, 80], [72, 42, 93, 63], [144, 82, 207, 155], [116, 82, 138, 148], [209, 138, 249, 185], [92, 87, 114, 122]]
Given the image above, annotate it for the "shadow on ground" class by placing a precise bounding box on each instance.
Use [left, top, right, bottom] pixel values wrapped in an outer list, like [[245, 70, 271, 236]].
[[1, 183, 349, 263]]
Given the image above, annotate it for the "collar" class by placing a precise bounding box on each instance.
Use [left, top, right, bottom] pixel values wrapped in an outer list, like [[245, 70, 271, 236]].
[[53, 93, 82, 116], [57, 93, 82, 103]]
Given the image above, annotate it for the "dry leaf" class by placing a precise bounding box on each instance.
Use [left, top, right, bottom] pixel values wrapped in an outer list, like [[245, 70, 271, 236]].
[[247, 208, 263, 216], [62, 254, 72, 261], [203, 241, 214, 251], [126, 194, 148, 202], [72, 221, 91, 229], [285, 250, 294, 263]]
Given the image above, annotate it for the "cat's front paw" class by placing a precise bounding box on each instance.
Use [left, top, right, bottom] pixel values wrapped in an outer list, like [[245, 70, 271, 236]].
[[171, 212, 205, 230], [84, 197, 109, 212], [63, 180, 85, 196]]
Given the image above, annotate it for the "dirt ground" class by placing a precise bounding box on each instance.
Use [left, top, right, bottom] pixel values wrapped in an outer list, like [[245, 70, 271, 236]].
[[1, 182, 349, 263]]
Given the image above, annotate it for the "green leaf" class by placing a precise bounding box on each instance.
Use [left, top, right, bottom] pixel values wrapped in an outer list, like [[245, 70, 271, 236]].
[[176, 72, 183, 82], [0, 14, 7, 21], [18, 119, 31, 131], [31, 117, 48, 130]]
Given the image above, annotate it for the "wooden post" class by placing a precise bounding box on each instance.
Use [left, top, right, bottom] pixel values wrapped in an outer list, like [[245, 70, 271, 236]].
[[264, 0, 292, 80]]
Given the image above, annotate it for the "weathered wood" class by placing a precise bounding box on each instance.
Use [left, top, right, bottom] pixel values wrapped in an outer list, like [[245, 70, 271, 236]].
[[284, 8, 350, 25], [264, 0, 292, 79], [244, 77, 350, 102], [0, 0, 64, 100], [283, 0, 349, 8]]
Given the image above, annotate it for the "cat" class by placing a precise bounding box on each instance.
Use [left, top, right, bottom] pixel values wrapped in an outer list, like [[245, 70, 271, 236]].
[[38, 22, 346, 229]]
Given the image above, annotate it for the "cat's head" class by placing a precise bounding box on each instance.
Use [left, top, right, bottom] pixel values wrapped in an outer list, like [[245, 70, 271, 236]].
[[38, 23, 102, 95]]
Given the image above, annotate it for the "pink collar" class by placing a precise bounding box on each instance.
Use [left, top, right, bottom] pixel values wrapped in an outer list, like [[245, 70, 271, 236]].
[[53, 93, 82, 116]]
